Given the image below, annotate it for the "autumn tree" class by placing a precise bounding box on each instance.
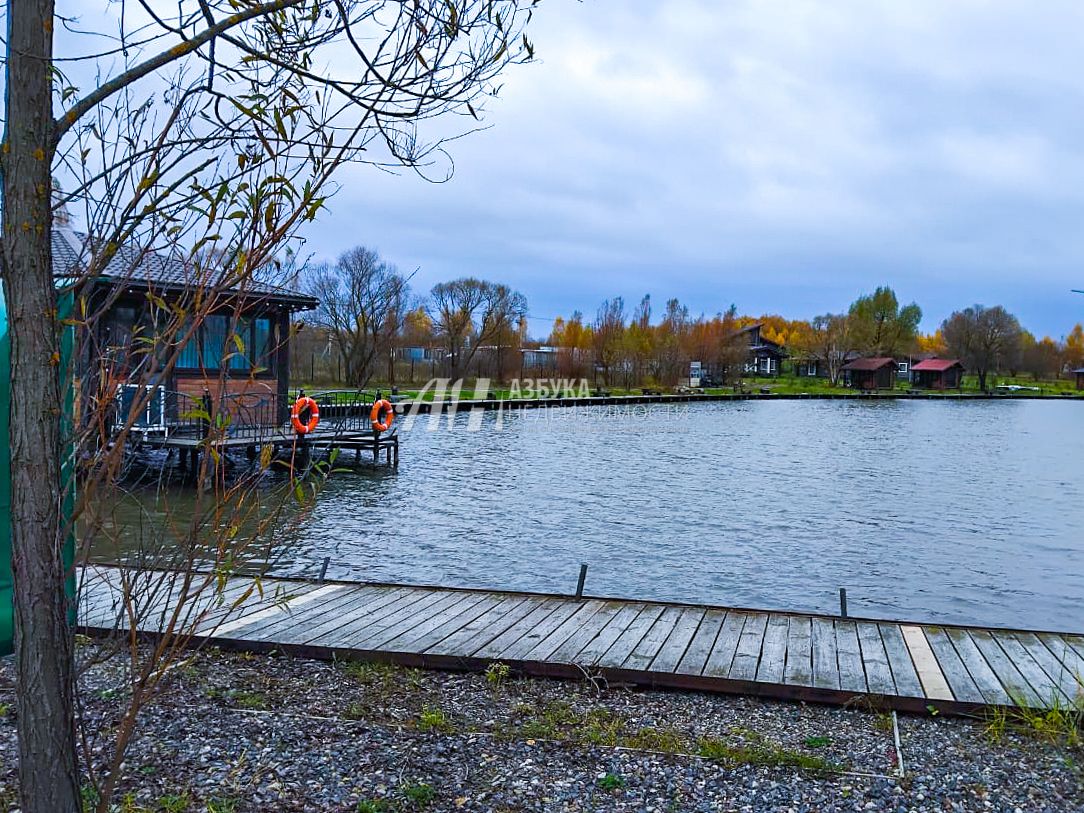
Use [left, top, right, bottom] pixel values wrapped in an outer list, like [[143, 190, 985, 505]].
[[1019, 334, 1062, 381], [0, 0, 535, 808], [428, 278, 528, 378], [804, 313, 853, 386], [592, 297, 626, 386], [941, 305, 1023, 391], [1065, 324, 1084, 368], [848, 287, 922, 357], [549, 311, 593, 378]]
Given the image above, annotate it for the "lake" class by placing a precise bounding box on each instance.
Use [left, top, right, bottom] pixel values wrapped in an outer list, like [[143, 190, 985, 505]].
[[109, 399, 1084, 631]]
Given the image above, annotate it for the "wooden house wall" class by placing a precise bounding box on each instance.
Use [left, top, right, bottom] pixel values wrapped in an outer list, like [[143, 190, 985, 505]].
[[85, 291, 294, 426]]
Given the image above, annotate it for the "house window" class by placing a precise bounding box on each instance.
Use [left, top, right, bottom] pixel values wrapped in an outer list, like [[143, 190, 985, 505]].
[[176, 314, 274, 373]]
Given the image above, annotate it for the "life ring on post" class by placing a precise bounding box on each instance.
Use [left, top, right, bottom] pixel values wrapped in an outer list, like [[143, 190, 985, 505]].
[[291, 396, 320, 434], [370, 398, 394, 432]]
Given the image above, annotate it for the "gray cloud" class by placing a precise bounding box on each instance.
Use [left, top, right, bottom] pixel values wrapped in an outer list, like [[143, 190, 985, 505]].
[[300, 0, 1084, 337]]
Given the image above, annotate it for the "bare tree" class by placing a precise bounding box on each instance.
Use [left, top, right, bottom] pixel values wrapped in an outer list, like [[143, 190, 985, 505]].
[[306, 246, 411, 387], [1, 0, 536, 807], [941, 304, 1023, 391], [428, 277, 528, 378]]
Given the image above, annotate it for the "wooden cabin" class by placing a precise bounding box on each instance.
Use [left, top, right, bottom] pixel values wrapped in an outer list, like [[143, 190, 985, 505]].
[[911, 358, 964, 390], [1072, 368, 1084, 391], [53, 226, 318, 432], [736, 323, 787, 377], [841, 357, 897, 390]]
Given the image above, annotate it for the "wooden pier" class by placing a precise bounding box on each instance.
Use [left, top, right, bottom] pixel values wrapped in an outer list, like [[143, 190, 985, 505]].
[[144, 427, 399, 468], [78, 566, 1084, 715]]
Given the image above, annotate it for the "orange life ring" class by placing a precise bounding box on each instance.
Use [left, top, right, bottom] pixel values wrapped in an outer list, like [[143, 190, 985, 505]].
[[290, 396, 320, 434], [370, 398, 394, 432]]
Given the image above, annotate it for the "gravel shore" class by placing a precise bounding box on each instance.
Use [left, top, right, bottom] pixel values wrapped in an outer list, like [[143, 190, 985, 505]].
[[0, 647, 1080, 812]]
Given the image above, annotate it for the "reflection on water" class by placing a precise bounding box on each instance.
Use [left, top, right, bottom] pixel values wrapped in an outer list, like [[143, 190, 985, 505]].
[[102, 400, 1084, 631]]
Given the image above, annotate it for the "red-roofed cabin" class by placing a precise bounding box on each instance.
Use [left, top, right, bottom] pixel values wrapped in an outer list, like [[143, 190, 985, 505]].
[[1072, 368, 1084, 391], [841, 357, 897, 390], [911, 358, 964, 390]]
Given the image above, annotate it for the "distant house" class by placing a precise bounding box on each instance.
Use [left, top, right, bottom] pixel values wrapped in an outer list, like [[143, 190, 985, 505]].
[[54, 225, 318, 428], [520, 345, 558, 372], [841, 357, 897, 390], [1072, 368, 1084, 391], [736, 323, 786, 377], [911, 358, 965, 390], [793, 351, 859, 378]]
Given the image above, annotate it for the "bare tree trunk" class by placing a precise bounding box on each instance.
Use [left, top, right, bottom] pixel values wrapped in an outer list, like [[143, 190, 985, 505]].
[[1, 0, 80, 809]]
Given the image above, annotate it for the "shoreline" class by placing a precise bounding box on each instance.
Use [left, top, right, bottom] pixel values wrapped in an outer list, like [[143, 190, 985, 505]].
[[395, 390, 1084, 413]]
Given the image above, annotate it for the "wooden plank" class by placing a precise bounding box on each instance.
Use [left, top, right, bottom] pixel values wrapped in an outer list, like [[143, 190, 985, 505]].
[[523, 601, 607, 661], [256, 586, 391, 644], [675, 610, 725, 676], [703, 612, 746, 678], [969, 630, 1042, 707], [900, 625, 952, 701], [856, 621, 895, 696], [386, 593, 505, 653], [728, 613, 769, 682], [1015, 632, 1084, 703], [650, 607, 706, 673], [492, 600, 584, 662], [222, 584, 359, 641], [991, 631, 1070, 706], [834, 621, 867, 694], [306, 587, 444, 647], [472, 599, 569, 660], [596, 604, 666, 668], [215, 584, 341, 638], [754, 614, 789, 685], [352, 591, 481, 651], [783, 615, 813, 687], [622, 606, 685, 672], [1038, 633, 1084, 692], [923, 627, 984, 704], [425, 596, 532, 656], [811, 617, 840, 691], [1062, 634, 1084, 663], [547, 602, 626, 663], [574, 604, 649, 665], [942, 627, 1011, 705], [298, 586, 416, 645], [880, 624, 924, 698]]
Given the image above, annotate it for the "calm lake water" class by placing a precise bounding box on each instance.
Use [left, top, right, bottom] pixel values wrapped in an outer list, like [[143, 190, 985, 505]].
[[113, 400, 1084, 631]]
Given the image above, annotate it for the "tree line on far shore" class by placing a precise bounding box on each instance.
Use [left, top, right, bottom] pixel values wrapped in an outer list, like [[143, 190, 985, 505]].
[[297, 244, 1083, 391]]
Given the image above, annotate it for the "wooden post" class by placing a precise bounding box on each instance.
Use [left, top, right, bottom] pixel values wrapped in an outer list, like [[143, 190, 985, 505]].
[[839, 588, 848, 618], [575, 563, 588, 599]]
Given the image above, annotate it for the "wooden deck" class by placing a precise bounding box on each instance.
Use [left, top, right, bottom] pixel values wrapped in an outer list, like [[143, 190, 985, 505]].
[[78, 566, 1084, 715]]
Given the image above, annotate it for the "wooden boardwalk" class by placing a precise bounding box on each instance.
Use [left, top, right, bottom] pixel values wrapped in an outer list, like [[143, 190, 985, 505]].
[[78, 566, 1084, 715]]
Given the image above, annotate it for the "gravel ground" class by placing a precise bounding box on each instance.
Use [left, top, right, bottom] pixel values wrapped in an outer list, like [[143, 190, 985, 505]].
[[0, 647, 1080, 812]]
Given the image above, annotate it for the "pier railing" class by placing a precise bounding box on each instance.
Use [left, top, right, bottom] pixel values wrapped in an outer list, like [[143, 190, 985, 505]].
[[115, 387, 389, 445]]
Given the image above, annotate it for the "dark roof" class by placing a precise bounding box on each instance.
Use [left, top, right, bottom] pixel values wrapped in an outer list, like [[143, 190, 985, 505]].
[[911, 358, 964, 372], [842, 356, 897, 371], [52, 229, 318, 311], [1071, 368, 1084, 374]]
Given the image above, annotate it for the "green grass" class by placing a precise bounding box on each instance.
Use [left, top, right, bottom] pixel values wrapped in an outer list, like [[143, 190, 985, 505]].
[[597, 772, 625, 791], [295, 373, 1082, 402], [416, 707, 456, 734], [400, 781, 437, 809], [985, 692, 1084, 748], [697, 736, 841, 774]]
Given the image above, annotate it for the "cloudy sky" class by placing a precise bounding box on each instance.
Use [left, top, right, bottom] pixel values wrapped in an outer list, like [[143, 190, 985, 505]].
[[304, 1, 1084, 338]]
